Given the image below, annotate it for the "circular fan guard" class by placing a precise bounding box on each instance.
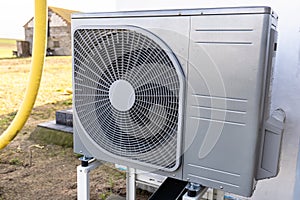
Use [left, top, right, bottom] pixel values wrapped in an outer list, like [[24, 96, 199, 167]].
[[73, 28, 183, 169]]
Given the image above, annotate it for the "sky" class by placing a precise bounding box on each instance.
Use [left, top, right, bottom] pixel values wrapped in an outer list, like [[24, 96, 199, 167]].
[[0, 0, 116, 39]]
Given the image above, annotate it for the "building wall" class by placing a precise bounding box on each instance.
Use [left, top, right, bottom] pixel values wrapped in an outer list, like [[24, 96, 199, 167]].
[[115, 1, 300, 200], [48, 25, 71, 56], [24, 10, 71, 56], [24, 27, 33, 54]]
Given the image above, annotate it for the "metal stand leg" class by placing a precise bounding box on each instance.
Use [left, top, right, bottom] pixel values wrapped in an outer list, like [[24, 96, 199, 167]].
[[126, 167, 136, 200], [212, 189, 224, 200], [77, 157, 102, 200]]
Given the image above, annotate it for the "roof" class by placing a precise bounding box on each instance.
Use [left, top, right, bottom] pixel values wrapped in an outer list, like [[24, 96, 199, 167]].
[[49, 6, 79, 24], [24, 6, 79, 27]]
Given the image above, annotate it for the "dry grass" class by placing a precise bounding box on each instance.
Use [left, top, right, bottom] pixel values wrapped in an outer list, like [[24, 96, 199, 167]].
[[0, 56, 73, 135], [0, 56, 72, 116], [0, 56, 73, 141]]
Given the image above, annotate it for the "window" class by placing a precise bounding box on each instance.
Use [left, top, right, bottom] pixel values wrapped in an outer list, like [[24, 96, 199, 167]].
[[53, 41, 60, 48]]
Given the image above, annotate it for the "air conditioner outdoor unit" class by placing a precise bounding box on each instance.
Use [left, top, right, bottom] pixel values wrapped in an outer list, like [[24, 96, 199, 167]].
[[72, 6, 285, 197]]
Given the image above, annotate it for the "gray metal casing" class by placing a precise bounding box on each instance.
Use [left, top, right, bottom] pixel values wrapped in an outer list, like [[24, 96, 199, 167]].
[[72, 7, 280, 197]]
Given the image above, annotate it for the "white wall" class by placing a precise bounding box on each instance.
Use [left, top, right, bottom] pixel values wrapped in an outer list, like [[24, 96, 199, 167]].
[[116, 1, 300, 199]]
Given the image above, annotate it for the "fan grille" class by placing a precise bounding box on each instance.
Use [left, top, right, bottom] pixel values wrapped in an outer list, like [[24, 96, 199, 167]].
[[73, 28, 182, 170]]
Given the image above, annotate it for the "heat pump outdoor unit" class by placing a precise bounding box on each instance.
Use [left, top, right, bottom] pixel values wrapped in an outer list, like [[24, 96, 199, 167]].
[[72, 7, 285, 197]]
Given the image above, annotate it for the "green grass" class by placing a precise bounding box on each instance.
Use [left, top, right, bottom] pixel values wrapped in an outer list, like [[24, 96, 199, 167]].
[[9, 158, 23, 166], [0, 38, 17, 58], [0, 111, 17, 130], [30, 127, 73, 148]]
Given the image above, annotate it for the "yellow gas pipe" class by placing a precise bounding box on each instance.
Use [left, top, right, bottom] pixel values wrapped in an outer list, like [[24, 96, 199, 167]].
[[0, 0, 47, 149]]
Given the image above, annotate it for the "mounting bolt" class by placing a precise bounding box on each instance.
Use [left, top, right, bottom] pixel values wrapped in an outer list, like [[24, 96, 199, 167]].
[[186, 182, 202, 197]]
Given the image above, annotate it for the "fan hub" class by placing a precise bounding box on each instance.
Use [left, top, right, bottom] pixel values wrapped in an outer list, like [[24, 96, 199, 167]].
[[109, 80, 135, 111]]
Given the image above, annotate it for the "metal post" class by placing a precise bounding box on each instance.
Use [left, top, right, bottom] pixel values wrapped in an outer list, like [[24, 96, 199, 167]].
[[77, 158, 102, 200], [126, 167, 136, 200], [212, 189, 225, 200]]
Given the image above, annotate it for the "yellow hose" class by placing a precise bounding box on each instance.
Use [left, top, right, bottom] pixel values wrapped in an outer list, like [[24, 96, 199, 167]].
[[0, 0, 47, 149]]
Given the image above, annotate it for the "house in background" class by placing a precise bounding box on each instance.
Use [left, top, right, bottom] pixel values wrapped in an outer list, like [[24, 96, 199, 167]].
[[23, 6, 78, 56]]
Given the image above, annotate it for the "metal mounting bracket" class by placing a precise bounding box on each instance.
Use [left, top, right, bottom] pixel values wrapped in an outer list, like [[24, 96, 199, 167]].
[[77, 157, 102, 200]]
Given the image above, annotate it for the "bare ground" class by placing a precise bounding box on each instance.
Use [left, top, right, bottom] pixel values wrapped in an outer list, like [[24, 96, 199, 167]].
[[0, 133, 131, 200]]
